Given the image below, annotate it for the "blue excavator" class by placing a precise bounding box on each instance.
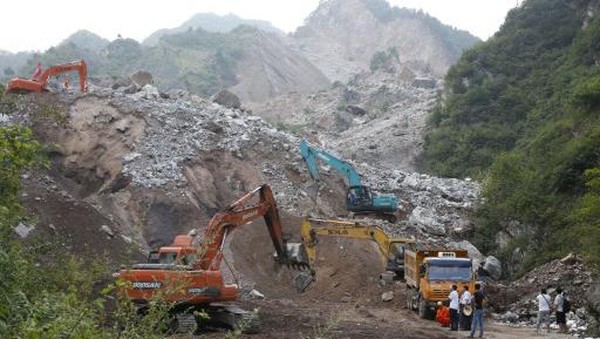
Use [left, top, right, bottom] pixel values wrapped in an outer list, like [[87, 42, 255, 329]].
[[299, 139, 399, 222]]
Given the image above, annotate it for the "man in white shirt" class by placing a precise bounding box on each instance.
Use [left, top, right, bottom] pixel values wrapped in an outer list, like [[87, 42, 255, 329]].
[[460, 285, 472, 330], [536, 287, 552, 334], [448, 284, 460, 331]]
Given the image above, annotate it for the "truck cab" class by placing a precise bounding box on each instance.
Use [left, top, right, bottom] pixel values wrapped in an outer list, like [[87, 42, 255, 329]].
[[405, 249, 475, 319]]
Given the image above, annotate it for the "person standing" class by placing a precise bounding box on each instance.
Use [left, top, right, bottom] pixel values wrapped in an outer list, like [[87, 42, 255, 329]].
[[536, 287, 552, 334], [448, 284, 460, 331], [469, 282, 485, 339], [554, 287, 568, 333], [460, 285, 473, 331], [31, 61, 42, 80]]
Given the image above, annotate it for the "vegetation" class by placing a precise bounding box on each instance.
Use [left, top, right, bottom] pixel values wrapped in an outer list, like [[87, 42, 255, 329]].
[[0, 103, 176, 338], [422, 0, 600, 275], [369, 47, 399, 72], [15, 25, 258, 98]]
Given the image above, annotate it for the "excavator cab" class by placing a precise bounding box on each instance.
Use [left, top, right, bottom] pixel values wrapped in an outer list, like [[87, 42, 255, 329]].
[[346, 185, 373, 210]]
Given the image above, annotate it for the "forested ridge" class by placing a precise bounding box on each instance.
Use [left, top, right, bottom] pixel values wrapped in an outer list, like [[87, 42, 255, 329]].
[[423, 0, 600, 274]]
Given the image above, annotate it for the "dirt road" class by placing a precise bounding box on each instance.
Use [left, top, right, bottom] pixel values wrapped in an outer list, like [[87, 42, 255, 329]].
[[196, 297, 574, 339], [210, 216, 577, 339]]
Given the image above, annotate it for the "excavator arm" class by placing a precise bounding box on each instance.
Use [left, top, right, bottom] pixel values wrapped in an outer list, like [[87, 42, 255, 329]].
[[300, 218, 414, 279], [299, 139, 399, 216], [7, 60, 88, 93], [192, 184, 298, 271], [299, 139, 362, 186]]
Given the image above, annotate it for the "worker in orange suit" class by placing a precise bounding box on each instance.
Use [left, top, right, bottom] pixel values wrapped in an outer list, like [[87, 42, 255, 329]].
[[436, 301, 451, 327]]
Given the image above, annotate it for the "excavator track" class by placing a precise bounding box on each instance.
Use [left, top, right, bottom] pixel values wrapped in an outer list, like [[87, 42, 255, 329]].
[[203, 304, 260, 333], [168, 313, 198, 334]]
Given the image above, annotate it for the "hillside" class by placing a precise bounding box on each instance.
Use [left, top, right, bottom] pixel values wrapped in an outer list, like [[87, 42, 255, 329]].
[[422, 0, 600, 275], [2, 77, 597, 338], [7, 0, 478, 105], [288, 0, 479, 81], [0, 50, 33, 82], [13, 25, 329, 104], [142, 13, 284, 46], [249, 69, 439, 172], [4, 1, 600, 337]]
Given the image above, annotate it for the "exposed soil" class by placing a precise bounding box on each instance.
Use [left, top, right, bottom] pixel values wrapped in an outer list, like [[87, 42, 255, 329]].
[[12, 92, 594, 339]]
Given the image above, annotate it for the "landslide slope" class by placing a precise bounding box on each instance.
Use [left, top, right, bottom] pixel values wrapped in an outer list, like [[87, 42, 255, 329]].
[[288, 0, 479, 82]]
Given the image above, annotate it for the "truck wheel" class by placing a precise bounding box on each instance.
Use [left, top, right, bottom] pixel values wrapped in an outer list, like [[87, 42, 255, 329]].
[[418, 297, 428, 319]]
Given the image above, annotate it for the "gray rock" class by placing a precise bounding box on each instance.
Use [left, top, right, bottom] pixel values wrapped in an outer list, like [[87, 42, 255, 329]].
[[381, 291, 394, 302], [212, 89, 241, 110], [100, 225, 115, 238], [408, 206, 446, 236], [412, 77, 437, 89], [15, 222, 35, 238], [503, 311, 519, 323], [130, 70, 153, 87], [483, 256, 502, 280]]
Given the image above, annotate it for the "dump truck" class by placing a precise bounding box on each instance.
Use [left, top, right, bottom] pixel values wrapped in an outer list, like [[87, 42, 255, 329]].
[[404, 249, 475, 319]]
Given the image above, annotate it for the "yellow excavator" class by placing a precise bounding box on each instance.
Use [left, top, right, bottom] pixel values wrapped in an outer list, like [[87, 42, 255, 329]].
[[298, 218, 415, 289]]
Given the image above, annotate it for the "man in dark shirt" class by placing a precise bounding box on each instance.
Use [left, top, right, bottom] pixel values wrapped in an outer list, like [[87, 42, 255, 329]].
[[469, 283, 485, 339]]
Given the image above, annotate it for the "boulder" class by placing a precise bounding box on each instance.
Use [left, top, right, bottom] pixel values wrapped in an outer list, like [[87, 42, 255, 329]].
[[130, 70, 153, 87], [560, 252, 580, 265], [586, 282, 600, 336], [111, 76, 133, 90], [346, 105, 367, 116], [412, 77, 436, 88], [502, 311, 519, 323], [408, 206, 446, 236], [381, 291, 394, 302], [212, 89, 241, 109], [483, 256, 502, 280]]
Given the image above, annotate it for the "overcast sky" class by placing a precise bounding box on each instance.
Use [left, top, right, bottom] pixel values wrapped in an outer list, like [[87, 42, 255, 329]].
[[0, 0, 518, 53]]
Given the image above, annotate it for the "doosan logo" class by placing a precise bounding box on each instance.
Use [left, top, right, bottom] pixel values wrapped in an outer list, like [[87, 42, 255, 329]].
[[242, 210, 259, 220], [132, 281, 162, 289]]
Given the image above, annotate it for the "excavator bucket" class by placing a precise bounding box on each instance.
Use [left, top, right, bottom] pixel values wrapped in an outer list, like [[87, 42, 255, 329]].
[[283, 243, 315, 292], [284, 243, 310, 269], [293, 272, 315, 293]]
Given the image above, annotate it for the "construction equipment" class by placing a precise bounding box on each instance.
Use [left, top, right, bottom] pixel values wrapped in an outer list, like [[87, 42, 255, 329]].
[[114, 184, 310, 333], [299, 139, 399, 222], [6, 60, 88, 93], [300, 218, 415, 283], [404, 249, 475, 319]]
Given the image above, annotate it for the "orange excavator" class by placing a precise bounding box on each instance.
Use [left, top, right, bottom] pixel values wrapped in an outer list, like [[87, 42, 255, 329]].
[[114, 184, 310, 333], [6, 60, 88, 93]]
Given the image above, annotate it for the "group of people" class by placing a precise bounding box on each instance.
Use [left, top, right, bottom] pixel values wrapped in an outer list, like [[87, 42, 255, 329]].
[[536, 286, 569, 334], [436, 282, 485, 338]]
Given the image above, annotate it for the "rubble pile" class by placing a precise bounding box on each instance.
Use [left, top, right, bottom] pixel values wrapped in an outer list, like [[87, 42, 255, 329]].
[[84, 84, 481, 231], [487, 253, 595, 336], [250, 70, 439, 172]]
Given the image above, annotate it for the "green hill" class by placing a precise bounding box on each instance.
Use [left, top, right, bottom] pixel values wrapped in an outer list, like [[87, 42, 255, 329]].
[[17, 25, 329, 101], [422, 0, 600, 274]]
